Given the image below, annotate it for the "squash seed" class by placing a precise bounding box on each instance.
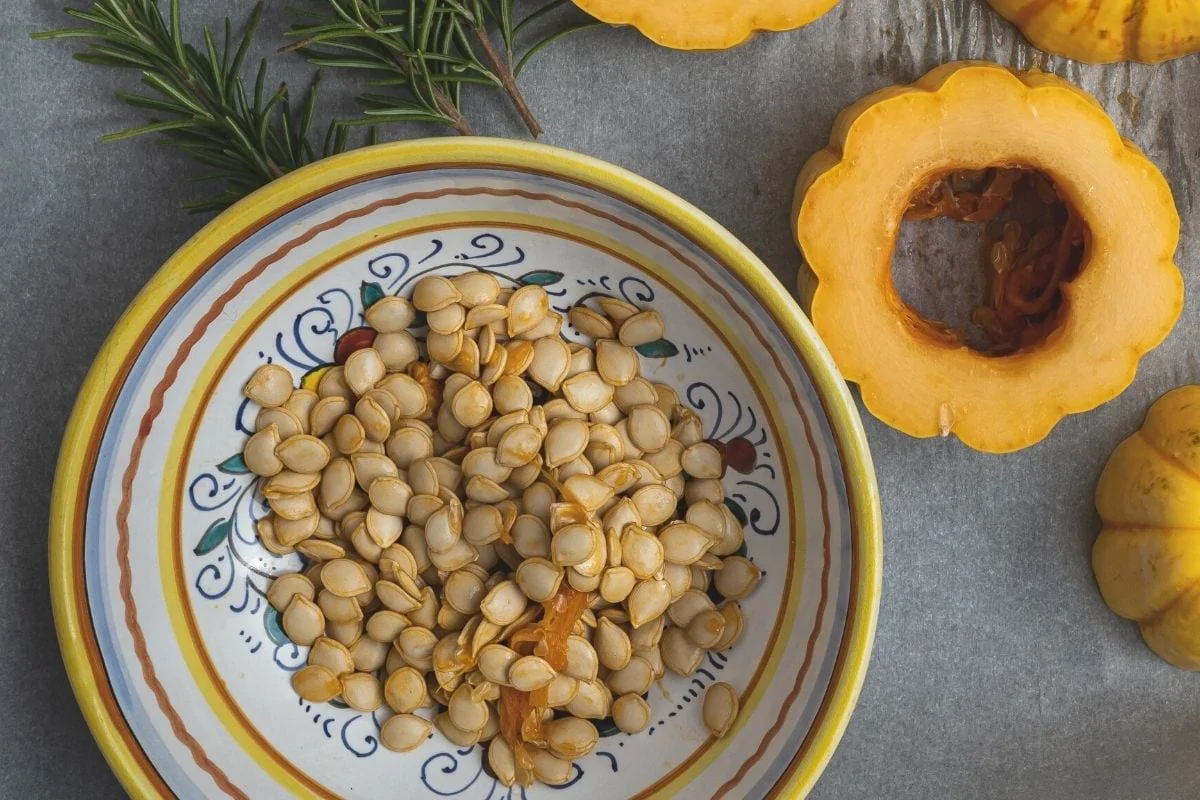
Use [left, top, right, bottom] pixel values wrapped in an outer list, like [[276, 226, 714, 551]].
[[244, 425, 284, 476], [276, 434, 331, 474], [257, 406, 304, 440], [514, 557, 564, 603], [545, 716, 599, 759], [612, 693, 652, 734], [702, 682, 739, 738], [659, 522, 713, 565], [292, 664, 341, 703], [621, 526, 664, 580], [631, 484, 677, 526], [322, 559, 371, 598], [343, 347, 386, 396], [627, 579, 671, 628], [308, 637, 354, 675], [245, 364, 294, 407], [509, 655, 556, 692], [384, 666, 429, 714], [316, 366, 354, 402], [341, 671, 383, 712], [527, 337, 571, 391], [364, 295, 416, 332], [605, 655, 654, 695], [618, 310, 665, 347], [713, 556, 761, 600], [479, 580, 528, 626], [627, 404, 671, 453], [448, 683, 490, 732], [561, 371, 614, 414], [366, 609, 410, 642], [282, 595, 325, 645], [268, 573, 316, 613], [681, 441, 724, 479], [506, 285, 550, 336], [568, 306, 615, 338], [380, 713, 433, 753], [396, 626, 438, 671], [661, 626, 703, 676], [368, 476, 412, 517], [599, 566, 637, 604], [427, 302, 467, 335], [413, 275, 462, 311]]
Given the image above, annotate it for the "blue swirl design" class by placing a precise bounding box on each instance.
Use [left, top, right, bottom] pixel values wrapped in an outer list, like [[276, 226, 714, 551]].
[[186, 228, 783, 766]]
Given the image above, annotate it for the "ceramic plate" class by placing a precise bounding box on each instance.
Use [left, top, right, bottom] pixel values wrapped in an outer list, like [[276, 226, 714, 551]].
[[50, 139, 881, 800]]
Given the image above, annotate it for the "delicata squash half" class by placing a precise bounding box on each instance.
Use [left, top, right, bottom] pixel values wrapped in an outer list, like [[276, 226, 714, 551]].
[[794, 61, 1182, 454], [988, 0, 1200, 63], [571, 0, 838, 50]]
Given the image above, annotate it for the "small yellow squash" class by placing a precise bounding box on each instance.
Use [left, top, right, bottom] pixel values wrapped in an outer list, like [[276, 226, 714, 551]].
[[571, 0, 838, 50], [988, 0, 1200, 63], [1095, 387, 1200, 670]]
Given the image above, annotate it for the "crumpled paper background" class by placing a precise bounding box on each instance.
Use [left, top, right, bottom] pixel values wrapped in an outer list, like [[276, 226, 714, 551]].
[[4, 1, 1199, 797]]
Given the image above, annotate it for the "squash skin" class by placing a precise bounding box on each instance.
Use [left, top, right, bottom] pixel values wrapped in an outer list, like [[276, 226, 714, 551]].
[[794, 61, 1181, 454], [988, 0, 1200, 64], [570, 0, 838, 50], [1095, 387, 1200, 670]]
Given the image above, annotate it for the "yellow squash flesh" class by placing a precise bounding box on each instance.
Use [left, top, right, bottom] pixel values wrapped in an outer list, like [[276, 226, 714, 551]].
[[794, 61, 1181, 453], [571, 0, 838, 50], [988, 0, 1200, 63], [1095, 387, 1200, 670]]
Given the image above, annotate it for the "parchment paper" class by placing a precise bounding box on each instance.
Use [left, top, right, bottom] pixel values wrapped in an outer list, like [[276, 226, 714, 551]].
[[4, 1, 1200, 798]]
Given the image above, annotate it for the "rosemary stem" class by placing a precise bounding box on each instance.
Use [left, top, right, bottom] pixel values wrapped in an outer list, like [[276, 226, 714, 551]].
[[469, 19, 540, 137]]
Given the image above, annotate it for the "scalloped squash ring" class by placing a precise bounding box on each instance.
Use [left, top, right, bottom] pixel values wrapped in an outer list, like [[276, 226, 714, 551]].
[[793, 61, 1182, 454]]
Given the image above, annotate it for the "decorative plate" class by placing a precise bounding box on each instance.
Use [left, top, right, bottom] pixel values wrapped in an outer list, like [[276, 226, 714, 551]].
[[50, 139, 881, 800]]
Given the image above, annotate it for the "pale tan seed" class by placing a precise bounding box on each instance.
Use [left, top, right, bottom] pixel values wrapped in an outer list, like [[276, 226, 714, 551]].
[[544, 716, 599, 760], [661, 561, 693, 600], [514, 558, 564, 603], [561, 474, 615, 512], [672, 411, 704, 446], [561, 371, 614, 414], [308, 637, 354, 675], [270, 490, 317, 521], [244, 364, 294, 407], [396, 626, 438, 671], [427, 302, 467, 334], [543, 418, 589, 468], [511, 515, 551, 559], [703, 682, 739, 738], [424, 502, 463, 553], [629, 484, 675, 527], [465, 303, 508, 329], [360, 504, 401, 546], [599, 566, 637, 605], [353, 395, 392, 443], [594, 340, 639, 387], [257, 406, 303, 441], [522, 482, 556, 522], [629, 615, 665, 650], [384, 666, 429, 713], [627, 404, 672, 454], [542, 398, 587, 423], [243, 425, 283, 476], [618, 309, 666, 347], [380, 713, 433, 753], [478, 644, 520, 686], [443, 570, 486, 616], [376, 580, 421, 614], [263, 469, 321, 498], [326, 618, 363, 647], [332, 413, 366, 455], [668, 589, 717, 629], [271, 511, 317, 547], [659, 522, 713, 566], [613, 378, 658, 414], [428, 536, 479, 573], [432, 711, 481, 747], [413, 275, 462, 311], [568, 306, 615, 338], [564, 635, 600, 682], [495, 424, 542, 469], [488, 736, 518, 787], [597, 296, 639, 324], [350, 452, 398, 491], [683, 608, 726, 649], [542, 673, 578, 709], [365, 295, 416, 332], [448, 271, 500, 306], [322, 559, 371, 598], [606, 655, 654, 695], [565, 568, 600, 593], [654, 383, 680, 417], [612, 693, 652, 734], [366, 609, 410, 642], [506, 285, 550, 336], [502, 340, 535, 376], [448, 683, 490, 732], [527, 337, 571, 391], [594, 617, 633, 671], [479, 580, 528, 626], [282, 595, 325, 645], [551, 523, 599, 568], [713, 601, 744, 650], [713, 556, 761, 600], [343, 348, 386, 396], [681, 441, 724, 479], [340, 671, 384, 712], [489, 375, 531, 415], [661, 626, 703, 676], [371, 331, 418, 372], [296, 537, 346, 561], [621, 526, 664, 580], [448, 335, 482, 378], [367, 476, 412, 517], [627, 578, 672, 628], [643, 439, 684, 479], [268, 573, 315, 613], [516, 311, 563, 341], [292, 664, 340, 702], [446, 380, 490, 429], [318, 587, 363, 624], [309, 397, 349, 438], [275, 434, 331, 474], [509, 656, 556, 692], [685, 478, 725, 505], [379, 373, 429, 418], [316, 366, 354, 402]]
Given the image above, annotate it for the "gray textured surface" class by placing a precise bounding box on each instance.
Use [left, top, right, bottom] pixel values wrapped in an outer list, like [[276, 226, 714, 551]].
[[6, 1, 1200, 798]]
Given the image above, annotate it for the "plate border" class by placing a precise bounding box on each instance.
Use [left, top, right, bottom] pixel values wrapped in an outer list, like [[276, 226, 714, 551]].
[[49, 138, 882, 800]]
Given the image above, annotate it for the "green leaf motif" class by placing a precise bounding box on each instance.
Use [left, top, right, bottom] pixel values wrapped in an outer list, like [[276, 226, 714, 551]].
[[216, 452, 250, 474], [264, 606, 288, 646], [635, 339, 679, 358], [360, 281, 385, 309], [193, 518, 232, 556], [517, 269, 563, 286]]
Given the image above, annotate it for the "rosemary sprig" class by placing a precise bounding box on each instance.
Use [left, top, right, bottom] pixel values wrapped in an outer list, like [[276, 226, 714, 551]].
[[287, 1, 605, 138], [33, 0, 349, 212]]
